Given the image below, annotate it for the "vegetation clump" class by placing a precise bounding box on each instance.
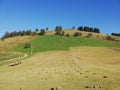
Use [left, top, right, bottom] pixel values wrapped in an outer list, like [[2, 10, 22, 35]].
[[66, 34, 70, 37], [78, 26, 100, 33], [73, 32, 82, 37], [106, 36, 114, 41], [24, 43, 31, 48], [55, 26, 63, 35], [87, 33, 93, 38]]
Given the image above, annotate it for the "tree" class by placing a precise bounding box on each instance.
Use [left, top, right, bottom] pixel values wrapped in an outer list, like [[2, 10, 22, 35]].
[[35, 28, 39, 32], [46, 27, 49, 31], [94, 28, 100, 33], [55, 26, 63, 35], [2, 32, 10, 38], [26, 30, 32, 35], [84, 26, 90, 32], [39, 29, 45, 35], [78, 26, 84, 31], [90, 28, 94, 32]]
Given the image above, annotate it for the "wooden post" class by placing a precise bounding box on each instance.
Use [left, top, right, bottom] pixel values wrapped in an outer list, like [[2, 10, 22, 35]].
[[31, 43, 33, 55]]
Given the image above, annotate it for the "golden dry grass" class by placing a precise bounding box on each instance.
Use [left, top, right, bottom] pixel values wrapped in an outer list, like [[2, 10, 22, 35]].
[[46, 29, 120, 42], [0, 36, 35, 51], [0, 47, 120, 90]]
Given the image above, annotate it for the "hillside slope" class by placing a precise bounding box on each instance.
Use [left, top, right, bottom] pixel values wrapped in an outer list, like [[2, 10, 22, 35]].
[[0, 47, 120, 90]]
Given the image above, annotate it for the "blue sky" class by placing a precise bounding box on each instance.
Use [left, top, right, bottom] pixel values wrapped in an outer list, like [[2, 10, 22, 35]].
[[0, 0, 120, 37]]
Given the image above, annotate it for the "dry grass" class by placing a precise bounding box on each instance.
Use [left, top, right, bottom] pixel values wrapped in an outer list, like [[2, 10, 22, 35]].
[[46, 29, 120, 41], [0, 36, 35, 51], [0, 47, 120, 90]]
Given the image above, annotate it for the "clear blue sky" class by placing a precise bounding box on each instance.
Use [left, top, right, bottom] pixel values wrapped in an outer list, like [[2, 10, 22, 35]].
[[0, 0, 120, 37]]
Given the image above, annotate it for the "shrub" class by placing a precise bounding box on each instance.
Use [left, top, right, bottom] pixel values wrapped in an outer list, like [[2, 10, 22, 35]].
[[87, 33, 92, 38], [24, 43, 31, 48], [66, 34, 70, 37], [103, 76, 107, 78], [73, 32, 82, 37], [106, 36, 114, 40]]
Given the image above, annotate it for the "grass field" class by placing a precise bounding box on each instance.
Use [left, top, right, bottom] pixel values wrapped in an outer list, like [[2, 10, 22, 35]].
[[13, 35, 120, 54]]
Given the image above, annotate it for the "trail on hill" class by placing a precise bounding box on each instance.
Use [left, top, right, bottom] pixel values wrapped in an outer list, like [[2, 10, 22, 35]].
[[0, 53, 28, 63]]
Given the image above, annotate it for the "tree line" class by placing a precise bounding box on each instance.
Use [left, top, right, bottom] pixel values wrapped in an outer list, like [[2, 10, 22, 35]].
[[3, 25, 119, 40], [77, 26, 100, 33], [111, 33, 120, 37], [1, 28, 46, 39]]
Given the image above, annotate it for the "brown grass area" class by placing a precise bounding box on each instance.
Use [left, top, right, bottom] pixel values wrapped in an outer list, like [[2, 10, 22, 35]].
[[46, 29, 120, 41], [0, 47, 120, 90], [0, 36, 35, 51]]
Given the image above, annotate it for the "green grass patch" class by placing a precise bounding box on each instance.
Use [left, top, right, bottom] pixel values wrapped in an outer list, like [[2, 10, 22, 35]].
[[13, 36, 120, 54]]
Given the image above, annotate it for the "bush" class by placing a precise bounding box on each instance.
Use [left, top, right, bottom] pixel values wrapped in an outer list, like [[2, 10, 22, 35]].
[[66, 34, 70, 37], [24, 43, 31, 48], [73, 32, 82, 37], [87, 33, 92, 38], [106, 36, 114, 40]]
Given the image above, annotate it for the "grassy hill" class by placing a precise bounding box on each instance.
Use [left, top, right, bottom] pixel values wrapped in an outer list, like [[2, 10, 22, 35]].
[[13, 35, 120, 54], [0, 30, 120, 90]]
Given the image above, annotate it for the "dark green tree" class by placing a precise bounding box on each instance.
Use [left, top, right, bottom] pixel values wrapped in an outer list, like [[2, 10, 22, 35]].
[[94, 28, 100, 33], [39, 29, 45, 35], [55, 26, 63, 35], [78, 26, 84, 31], [35, 28, 39, 32], [46, 27, 49, 31]]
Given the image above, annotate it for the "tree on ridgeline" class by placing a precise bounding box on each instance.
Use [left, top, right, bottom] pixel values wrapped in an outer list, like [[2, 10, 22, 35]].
[[35, 28, 39, 32], [94, 28, 100, 33], [78, 26, 100, 33], [39, 29, 45, 35], [111, 33, 120, 37], [46, 27, 49, 31], [26, 30, 32, 35], [55, 26, 63, 35], [78, 26, 84, 31]]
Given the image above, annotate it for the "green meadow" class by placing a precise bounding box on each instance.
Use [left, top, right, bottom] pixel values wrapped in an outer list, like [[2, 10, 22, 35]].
[[13, 35, 119, 54]]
